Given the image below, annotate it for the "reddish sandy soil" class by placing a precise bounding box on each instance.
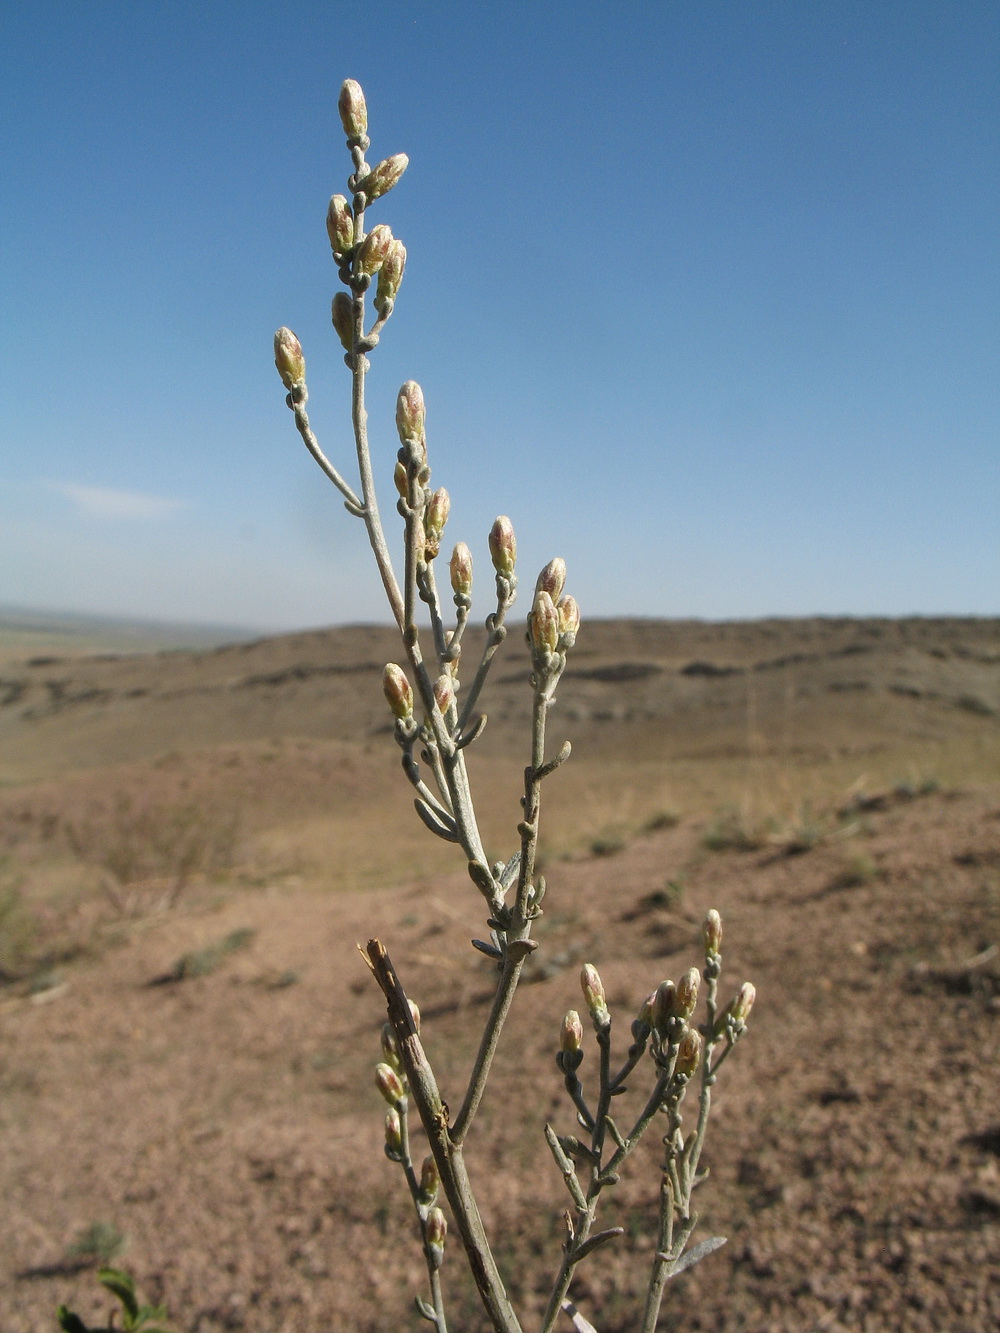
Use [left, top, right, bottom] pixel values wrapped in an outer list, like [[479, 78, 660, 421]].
[[3, 783, 999, 1332]]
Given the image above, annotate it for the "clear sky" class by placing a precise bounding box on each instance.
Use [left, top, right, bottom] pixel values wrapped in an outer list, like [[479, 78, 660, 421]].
[[2, 1, 997, 631]]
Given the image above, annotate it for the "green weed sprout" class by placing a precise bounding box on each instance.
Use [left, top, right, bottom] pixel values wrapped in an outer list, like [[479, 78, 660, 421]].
[[58, 1268, 172, 1333], [274, 78, 756, 1333]]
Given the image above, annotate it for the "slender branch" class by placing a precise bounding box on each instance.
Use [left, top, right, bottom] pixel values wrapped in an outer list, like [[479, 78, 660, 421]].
[[450, 936, 537, 1146], [398, 1102, 449, 1333], [366, 940, 523, 1333], [289, 393, 364, 512]]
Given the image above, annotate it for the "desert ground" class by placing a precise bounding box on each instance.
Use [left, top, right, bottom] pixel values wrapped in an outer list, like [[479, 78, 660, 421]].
[[1, 615, 998, 1331]]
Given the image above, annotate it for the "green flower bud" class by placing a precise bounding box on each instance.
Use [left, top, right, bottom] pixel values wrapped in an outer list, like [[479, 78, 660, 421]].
[[375, 1061, 405, 1105], [675, 967, 700, 1020], [273, 327, 305, 389], [632, 990, 656, 1042], [557, 594, 581, 648], [560, 1009, 584, 1052], [396, 380, 426, 444], [374, 238, 406, 316], [338, 79, 368, 140], [356, 153, 409, 203], [535, 558, 566, 601], [426, 1206, 447, 1270], [729, 981, 756, 1024], [449, 542, 473, 598], [703, 909, 722, 959], [394, 459, 408, 498], [384, 1107, 404, 1161], [381, 1021, 401, 1071], [434, 673, 455, 716], [383, 663, 413, 720], [580, 963, 609, 1028], [652, 979, 676, 1035], [488, 516, 516, 578], [424, 487, 450, 559], [331, 291, 354, 352], [418, 1155, 439, 1206], [529, 590, 560, 658], [356, 223, 394, 277], [674, 1027, 703, 1079], [326, 194, 354, 254]]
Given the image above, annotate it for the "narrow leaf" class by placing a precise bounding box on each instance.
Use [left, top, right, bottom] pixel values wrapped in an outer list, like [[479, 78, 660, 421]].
[[57, 1310, 90, 1333], [659, 1233, 727, 1277], [571, 1226, 624, 1262], [414, 799, 459, 842], [98, 1268, 139, 1321], [561, 1299, 600, 1332]]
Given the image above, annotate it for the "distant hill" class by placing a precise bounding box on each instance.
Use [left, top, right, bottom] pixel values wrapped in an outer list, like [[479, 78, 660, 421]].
[[0, 615, 997, 788], [0, 605, 263, 663]]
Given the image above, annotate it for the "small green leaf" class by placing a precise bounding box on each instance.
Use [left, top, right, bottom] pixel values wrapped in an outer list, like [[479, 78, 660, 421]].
[[97, 1267, 139, 1321], [57, 1308, 91, 1333], [136, 1306, 169, 1322]]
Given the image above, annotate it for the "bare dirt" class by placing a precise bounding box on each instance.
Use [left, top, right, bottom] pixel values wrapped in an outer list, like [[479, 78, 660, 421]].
[[1, 618, 999, 1331]]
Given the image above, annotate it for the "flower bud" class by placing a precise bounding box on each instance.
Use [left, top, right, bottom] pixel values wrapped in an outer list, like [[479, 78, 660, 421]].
[[675, 967, 700, 1020], [356, 223, 394, 276], [383, 663, 414, 720], [434, 673, 455, 715], [375, 1061, 405, 1105], [356, 153, 409, 203], [331, 291, 354, 351], [652, 979, 676, 1035], [273, 327, 305, 389], [703, 909, 722, 958], [381, 1021, 401, 1071], [560, 1009, 584, 1053], [418, 1155, 439, 1206], [450, 542, 473, 598], [374, 238, 406, 315], [488, 516, 516, 578], [535, 558, 566, 601], [384, 1107, 403, 1160], [557, 595, 581, 647], [529, 590, 560, 658], [580, 963, 609, 1027], [338, 79, 368, 140], [424, 487, 450, 559], [674, 1027, 703, 1079], [326, 194, 354, 254], [636, 990, 656, 1032], [394, 459, 408, 498], [426, 1206, 447, 1270], [729, 981, 756, 1024], [408, 999, 421, 1032], [396, 380, 426, 444]]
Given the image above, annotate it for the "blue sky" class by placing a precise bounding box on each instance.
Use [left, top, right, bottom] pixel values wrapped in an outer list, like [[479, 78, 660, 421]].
[[2, 1, 997, 630]]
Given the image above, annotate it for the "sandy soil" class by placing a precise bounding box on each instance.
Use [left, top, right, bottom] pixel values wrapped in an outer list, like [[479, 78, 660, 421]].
[[3, 782, 999, 1332]]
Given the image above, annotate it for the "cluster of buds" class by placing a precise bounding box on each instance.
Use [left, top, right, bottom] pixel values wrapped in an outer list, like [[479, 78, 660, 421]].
[[528, 558, 581, 680], [647, 965, 703, 1080]]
